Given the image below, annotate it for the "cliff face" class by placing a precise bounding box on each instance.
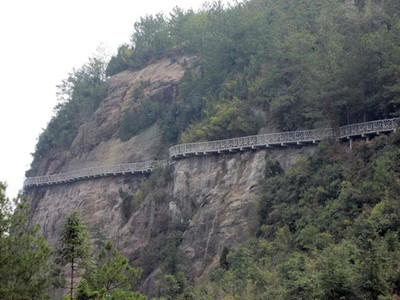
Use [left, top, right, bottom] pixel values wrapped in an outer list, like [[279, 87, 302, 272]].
[[26, 58, 315, 297], [30, 57, 186, 177]]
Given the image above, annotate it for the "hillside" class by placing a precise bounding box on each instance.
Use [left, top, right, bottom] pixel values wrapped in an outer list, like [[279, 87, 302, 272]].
[[20, 0, 400, 299]]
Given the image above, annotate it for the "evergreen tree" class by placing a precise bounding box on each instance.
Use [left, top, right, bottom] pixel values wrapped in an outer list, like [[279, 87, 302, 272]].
[[76, 241, 145, 300], [56, 211, 90, 299], [0, 182, 52, 299], [219, 246, 230, 270]]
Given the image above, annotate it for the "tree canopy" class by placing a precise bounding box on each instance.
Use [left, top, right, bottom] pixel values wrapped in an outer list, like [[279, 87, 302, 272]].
[[0, 183, 53, 299], [56, 211, 91, 299], [76, 241, 145, 300], [104, 0, 400, 144], [29, 57, 107, 175]]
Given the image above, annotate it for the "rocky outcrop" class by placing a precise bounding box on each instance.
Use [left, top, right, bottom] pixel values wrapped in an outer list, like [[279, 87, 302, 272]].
[[26, 57, 315, 297]]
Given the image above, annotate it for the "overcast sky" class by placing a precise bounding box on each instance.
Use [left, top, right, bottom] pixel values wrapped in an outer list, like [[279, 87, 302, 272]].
[[0, 0, 225, 199]]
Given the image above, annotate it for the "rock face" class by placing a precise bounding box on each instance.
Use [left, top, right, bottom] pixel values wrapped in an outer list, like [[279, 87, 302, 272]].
[[170, 147, 314, 282], [26, 57, 315, 297]]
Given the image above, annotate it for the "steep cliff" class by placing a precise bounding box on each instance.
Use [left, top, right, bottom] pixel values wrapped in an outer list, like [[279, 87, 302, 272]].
[[26, 57, 315, 297]]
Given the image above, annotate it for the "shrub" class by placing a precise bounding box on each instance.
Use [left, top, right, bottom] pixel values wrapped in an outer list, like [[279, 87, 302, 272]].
[[120, 99, 162, 141], [181, 98, 263, 143]]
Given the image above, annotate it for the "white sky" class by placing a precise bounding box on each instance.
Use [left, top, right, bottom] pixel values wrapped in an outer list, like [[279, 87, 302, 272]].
[[0, 0, 225, 199]]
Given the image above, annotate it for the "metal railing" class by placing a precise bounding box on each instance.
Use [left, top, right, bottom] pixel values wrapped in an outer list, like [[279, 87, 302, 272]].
[[24, 118, 399, 189], [24, 161, 157, 189], [169, 128, 334, 157], [169, 118, 399, 157], [339, 118, 399, 137]]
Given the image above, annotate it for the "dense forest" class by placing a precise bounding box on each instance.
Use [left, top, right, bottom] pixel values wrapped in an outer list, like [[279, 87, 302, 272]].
[[187, 134, 400, 299], [12, 0, 400, 299], [32, 0, 400, 166], [110, 0, 400, 140]]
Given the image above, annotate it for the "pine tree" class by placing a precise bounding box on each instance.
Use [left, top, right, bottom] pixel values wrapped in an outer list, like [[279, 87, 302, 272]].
[[76, 241, 145, 300], [56, 211, 90, 299], [0, 182, 52, 299]]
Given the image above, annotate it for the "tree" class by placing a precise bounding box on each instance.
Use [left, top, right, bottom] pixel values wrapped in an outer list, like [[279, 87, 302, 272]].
[[0, 182, 53, 299], [219, 246, 230, 270], [56, 211, 91, 299], [76, 241, 145, 300], [161, 272, 187, 300], [105, 44, 133, 77], [30, 57, 107, 176], [130, 13, 172, 69]]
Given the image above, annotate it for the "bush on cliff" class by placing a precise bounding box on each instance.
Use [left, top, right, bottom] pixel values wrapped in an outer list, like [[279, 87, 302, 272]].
[[120, 98, 162, 141]]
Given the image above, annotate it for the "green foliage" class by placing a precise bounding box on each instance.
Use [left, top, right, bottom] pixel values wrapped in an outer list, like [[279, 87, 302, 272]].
[[102, 0, 400, 145], [158, 70, 208, 144], [130, 14, 173, 70], [181, 98, 262, 143], [29, 0, 400, 156], [118, 164, 173, 227], [219, 246, 230, 270], [120, 98, 162, 141], [31, 57, 107, 174], [75, 279, 100, 300], [118, 187, 147, 222], [264, 157, 283, 178], [107, 289, 147, 300], [0, 183, 53, 299], [76, 241, 145, 300], [188, 134, 400, 299], [161, 272, 187, 300], [105, 44, 133, 76], [162, 231, 183, 275], [56, 211, 91, 299], [76, 280, 147, 300]]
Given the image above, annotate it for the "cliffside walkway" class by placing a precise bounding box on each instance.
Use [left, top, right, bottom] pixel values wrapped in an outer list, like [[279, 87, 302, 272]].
[[24, 118, 399, 189], [24, 161, 156, 189]]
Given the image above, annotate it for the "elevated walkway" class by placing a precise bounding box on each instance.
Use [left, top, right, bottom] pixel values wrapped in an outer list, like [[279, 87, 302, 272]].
[[24, 118, 399, 189]]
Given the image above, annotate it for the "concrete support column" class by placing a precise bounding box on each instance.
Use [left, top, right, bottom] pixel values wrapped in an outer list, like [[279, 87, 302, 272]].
[[349, 138, 353, 150]]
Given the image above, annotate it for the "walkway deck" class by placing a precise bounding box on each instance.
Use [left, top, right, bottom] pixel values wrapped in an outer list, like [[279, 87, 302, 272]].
[[169, 118, 399, 158], [24, 161, 155, 189], [24, 118, 399, 189]]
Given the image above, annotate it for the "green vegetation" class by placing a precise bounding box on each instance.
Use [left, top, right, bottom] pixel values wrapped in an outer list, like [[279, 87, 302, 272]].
[[182, 134, 400, 299], [105, 44, 132, 77], [0, 183, 53, 299], [120, 99, 162, 142], [22, 0, 400, 298], [76, 241, 145, 300], [55, 211, 146, 299], [30, 57, 107, 174], [55, 211, 91, 299], [1, 186, 146, 299], [103, 0, 400, 144], [119, 164, 173, 222], [181, 98, 262, 142], [159, 231, 188, 300], [31, 0, 400, 158]]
